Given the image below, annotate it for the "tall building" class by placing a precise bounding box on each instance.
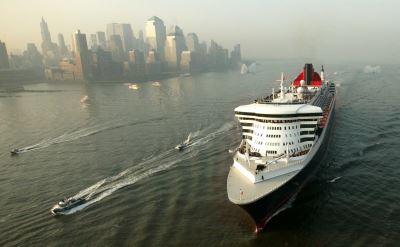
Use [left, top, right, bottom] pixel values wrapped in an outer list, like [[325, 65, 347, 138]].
[[186, 33, 199, 52], [145, 16, 166, 60], [57, 34, 68, 56], [108, 35, 125, 62], [106, 23, 135, 52], [24, 43, 43, 70], [208, 40, 228, 70], [71, 30, 91, 79], [0, 40, 10, 69], [40, 18, 59, 66], [89, 34, 98, 50], [96, 31, 107, 50], [164, 25, 186, 71], [136, 30, 145, 51], [71, 30, 88, 54], [230, 44, 241, 69], [40, 17, 52, 44]]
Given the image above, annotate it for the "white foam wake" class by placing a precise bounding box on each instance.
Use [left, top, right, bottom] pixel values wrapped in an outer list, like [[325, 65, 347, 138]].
[[58, 122, 235, 215]]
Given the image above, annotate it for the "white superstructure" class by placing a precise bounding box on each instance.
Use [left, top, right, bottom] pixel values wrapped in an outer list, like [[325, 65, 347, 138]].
[[227, 64, 335, 207]]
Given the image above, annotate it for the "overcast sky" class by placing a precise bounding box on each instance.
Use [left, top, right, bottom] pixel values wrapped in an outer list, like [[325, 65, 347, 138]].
[[1, 0, 399, 63]]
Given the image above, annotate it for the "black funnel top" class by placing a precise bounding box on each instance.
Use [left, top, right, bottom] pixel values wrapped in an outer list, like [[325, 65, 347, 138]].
[[304, 63, 314, 85]]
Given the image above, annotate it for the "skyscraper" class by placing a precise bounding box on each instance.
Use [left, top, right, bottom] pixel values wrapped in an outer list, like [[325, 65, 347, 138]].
[[145, 16, 166, 60], [71, 30, 88, 54], [89, 34, 98, 50], [0, 40, 10, 69], [24, 43, 43, 69], [186, 33, 199, 52], [164, 25, 186, 71], [136, 30, 145, 51], [40, 17, 52, 44], [71, 30, 91, 79], [40, 18, 59, 66], [106, 23, 135, 52], [108, 35, 125, 62], [57, 33, 68, 56], [96, 31, 107, 50]]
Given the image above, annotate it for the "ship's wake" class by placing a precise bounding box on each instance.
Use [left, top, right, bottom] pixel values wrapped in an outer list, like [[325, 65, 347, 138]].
[[56, 122, 235, 215], [13, 117, 166, 154]]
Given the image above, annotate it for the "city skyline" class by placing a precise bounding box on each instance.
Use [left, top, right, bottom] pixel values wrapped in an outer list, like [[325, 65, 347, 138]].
[[1, 0, 399, 63]]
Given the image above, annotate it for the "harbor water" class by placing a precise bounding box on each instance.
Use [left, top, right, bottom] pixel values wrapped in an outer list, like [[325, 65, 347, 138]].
[[1, 60, 399, 246]]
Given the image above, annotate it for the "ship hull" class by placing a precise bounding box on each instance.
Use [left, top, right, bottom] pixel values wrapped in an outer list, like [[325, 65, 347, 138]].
[[239, 103, 335, 232]]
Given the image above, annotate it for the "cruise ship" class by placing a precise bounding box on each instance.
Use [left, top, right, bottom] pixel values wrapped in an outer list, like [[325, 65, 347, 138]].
[[227, 64, 335, 232]]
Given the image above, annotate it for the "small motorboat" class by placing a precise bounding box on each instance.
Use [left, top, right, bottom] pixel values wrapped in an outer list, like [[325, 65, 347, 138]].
[[175, 133, 192, 151], [80, 95, 89, 103], [175, 143, 189, 151], [128, 84, 139, 90], [152, 81, 161, 87], [50, 197, 86, 215], [10, 149, 20, 155]]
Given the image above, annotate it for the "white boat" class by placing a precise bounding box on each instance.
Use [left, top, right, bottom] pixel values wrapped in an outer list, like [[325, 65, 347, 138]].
[[128, 84, 139, 90], [175, 133, 192, 151], [240, 64, 249, 74], [152, 81, 161, 87], [80, 95, 89, 103]]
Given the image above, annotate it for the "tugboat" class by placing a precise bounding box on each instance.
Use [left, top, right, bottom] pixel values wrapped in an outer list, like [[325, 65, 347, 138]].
[[50, 197, 86, 215], [227, 64, 336, 232]]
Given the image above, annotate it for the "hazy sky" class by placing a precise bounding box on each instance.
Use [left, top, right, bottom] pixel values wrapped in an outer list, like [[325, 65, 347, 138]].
[[1, 0, 399, 63]]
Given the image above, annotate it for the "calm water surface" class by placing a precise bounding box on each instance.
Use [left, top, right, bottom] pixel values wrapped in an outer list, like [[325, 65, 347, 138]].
[[1, 61, 399, 246]]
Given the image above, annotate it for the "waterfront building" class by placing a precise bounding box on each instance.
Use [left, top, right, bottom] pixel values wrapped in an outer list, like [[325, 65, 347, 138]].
[[164, 25, 186, 71], [89, 34, 98, 50], [180, 50, 194, 73], [137, 30, 145, 51], [0, 40, 10, 69], [24, 43, 43, 70], [208, 40, 229, 71], [186, 33, 199, 52], [57, 34, 69, 57], [96, 31, 107, 50], [92, 48, 121, 80], [145, 16, 166, 60], [108, 35, 125, 62], [126, 49, 145, 78], [40, 18, 60, 66], [71, 30, 92, 79], [145, 49, 162, 76], [230, 44, 242, 69], [106, 23, 135, 52]]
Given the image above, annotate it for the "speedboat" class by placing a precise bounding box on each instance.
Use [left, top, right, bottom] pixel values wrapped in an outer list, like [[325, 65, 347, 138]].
[[10, 149, 20, 155], [50, 197, 86, 215], [152, 81, 161, 87], [175, 133, 192, 151], [175, 143, 189, 151], [128, 84, 139, 90], [80, 95, 89, 103]]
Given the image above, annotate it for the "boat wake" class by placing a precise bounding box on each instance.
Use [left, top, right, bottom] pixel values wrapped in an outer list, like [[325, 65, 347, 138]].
[[13, 117, 166, 154], [328, 176, 342, 183], [56, 122, 234, 215]]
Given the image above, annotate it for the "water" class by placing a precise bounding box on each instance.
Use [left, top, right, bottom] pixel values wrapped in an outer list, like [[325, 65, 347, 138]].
[[1, 61, 400, 246]]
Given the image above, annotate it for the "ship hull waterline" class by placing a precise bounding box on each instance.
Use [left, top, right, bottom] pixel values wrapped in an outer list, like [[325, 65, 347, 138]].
[[237, 102, 335, 233]]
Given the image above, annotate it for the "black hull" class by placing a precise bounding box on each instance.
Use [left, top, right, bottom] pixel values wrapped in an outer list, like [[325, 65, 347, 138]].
[[240, 106, 335, 232]]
